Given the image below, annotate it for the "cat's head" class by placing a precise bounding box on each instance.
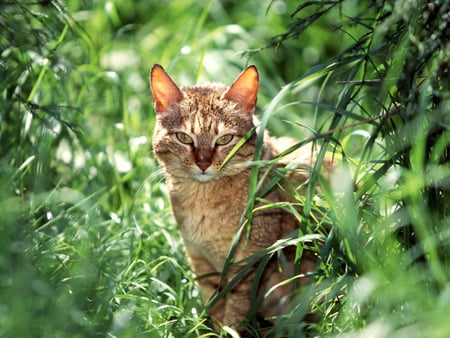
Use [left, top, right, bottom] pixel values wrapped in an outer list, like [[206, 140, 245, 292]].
[[150, 64, 259, 183]]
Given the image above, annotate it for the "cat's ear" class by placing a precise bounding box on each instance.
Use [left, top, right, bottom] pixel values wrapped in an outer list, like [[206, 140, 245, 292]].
[[150, 64, 183, 113], [222, 65, 259, 114]]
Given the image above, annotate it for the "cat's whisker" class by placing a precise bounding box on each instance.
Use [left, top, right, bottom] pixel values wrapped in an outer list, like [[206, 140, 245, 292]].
[[132, 167, 165, 202], [138, 167, 165, 188], [148, 166, 166, 180], [159, 163, 199, 180]]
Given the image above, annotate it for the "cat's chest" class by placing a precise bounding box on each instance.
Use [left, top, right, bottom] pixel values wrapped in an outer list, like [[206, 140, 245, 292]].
[[168, 177, 248, 267]]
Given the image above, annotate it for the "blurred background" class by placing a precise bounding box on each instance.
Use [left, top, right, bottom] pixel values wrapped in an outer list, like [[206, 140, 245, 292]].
[[1, 0, 449, 337]]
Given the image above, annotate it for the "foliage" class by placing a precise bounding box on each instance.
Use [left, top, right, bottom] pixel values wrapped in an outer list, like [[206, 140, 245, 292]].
[[0, 0, 449, 337], [270, 0, 450, 336]]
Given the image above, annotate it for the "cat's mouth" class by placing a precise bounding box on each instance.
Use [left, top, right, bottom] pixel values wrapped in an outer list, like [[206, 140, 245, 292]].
[[189, 166, 219, 183], [192, 171, 216, 183]]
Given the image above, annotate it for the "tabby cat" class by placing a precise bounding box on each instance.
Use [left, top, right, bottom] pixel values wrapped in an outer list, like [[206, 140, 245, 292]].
[[149, 64, 322, 333]]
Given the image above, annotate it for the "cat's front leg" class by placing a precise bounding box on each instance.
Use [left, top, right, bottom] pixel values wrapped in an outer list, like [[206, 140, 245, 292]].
[[185, 251, 225, 330], [220, 266, 256, 331]]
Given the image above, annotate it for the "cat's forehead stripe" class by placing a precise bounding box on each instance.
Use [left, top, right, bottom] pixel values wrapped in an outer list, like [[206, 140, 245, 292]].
[[174, 85, 250, 136], [194, 116, 202, 134], [185, 114, 224, 135]]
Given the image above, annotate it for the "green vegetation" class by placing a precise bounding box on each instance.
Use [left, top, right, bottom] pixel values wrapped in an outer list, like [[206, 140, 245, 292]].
[[1, 0, 449, 337]]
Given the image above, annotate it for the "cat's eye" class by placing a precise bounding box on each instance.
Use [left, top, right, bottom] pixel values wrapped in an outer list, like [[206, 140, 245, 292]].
[[175, 132, 194, 144], [216, 134, 233, 146]]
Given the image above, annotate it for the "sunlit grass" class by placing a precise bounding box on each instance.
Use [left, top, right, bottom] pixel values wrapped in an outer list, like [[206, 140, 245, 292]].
[[1, 0, 449, 337]]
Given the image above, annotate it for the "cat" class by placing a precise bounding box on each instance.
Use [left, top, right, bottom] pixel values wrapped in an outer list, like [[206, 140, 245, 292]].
[[149, 64, 326, 334]]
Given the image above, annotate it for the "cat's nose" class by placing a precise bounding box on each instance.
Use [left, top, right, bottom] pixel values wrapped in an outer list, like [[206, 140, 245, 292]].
[[196, 156, 211, 171]]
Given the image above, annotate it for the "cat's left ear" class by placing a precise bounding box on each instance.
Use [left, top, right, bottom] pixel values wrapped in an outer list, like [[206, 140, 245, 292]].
[[222, 65, 259, 114], [150, 64, 183, 113]]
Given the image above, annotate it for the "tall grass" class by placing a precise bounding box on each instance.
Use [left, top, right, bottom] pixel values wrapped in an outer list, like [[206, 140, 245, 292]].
[[269, 1, 450, 337], [1, 0, 449, 337]]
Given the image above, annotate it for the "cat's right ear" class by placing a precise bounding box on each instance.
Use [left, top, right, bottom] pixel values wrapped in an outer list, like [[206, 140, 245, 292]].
[[150, 64, 183, 113], [222, 65, 259, 115]]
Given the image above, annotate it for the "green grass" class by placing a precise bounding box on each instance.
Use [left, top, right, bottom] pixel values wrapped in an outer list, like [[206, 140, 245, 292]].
[[1, 0, 449, 337]]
